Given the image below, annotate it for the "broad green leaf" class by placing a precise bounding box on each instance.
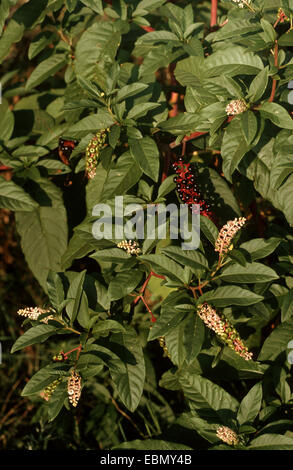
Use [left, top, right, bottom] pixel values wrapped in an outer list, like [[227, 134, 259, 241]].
[[46, 271, 64, 312], [258, 318, 293, 362], [247, 67, 269, 103], [92, 320, 126, 338], [48, 382, 68, 421], [116, 83, 148, 102], [221, 116, 250, 181], [206, 46, 264, 77], [26, 54, 67, 89], [198, 286, 264, 307], [217, 262, 278, 283], [110, 326, 145, 412], [68, 111, 114, 139], [200, 215, 219, 245], [237, 382, 263, 426], [0, 99, 14, 140], [80, 0, 103, 14], [91, 248, 131, 263], [66, 270, 86, 323], [21, 365, 65, 396], [129, 137, 160, 182], [183, 314, 205, 365], [178, 371, 239, 423], [260, 102, 293, 130], [127, 103, 160, 119], [15, 178, 68, 291], [0, 178, 38, 212], [11, 324, 60, 353], [240, 238, 281, 260], [101, 152, 142, 201], [249, 434, 293, 450], [162, 245, 209, 271], [140, 254, 186, 284], [108, 270, 143, 300]]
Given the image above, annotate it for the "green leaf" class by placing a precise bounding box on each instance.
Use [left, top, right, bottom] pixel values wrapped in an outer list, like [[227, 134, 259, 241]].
[[28, 31, 56, 60], [101, 152, 142, 201], [48, 382, 68, 421], [46, 271, 64, 312], [162, 246, 209, 272], [248, 434, 293, 450], [21, 365, 63, 396], [0, 0, 49, 63], [135, 30, 180, 45], [281, 290, 293, 322], [26, 54, 67, 89], [140, 254, 186, 284], [129, 137, 160, 182], [68, 111, 114, 139], [127, 103, 160, 119], [91, 248, 131, 263], [0, 178, 38, 212], [237, 382, 263, 426], [66, 270, 86, 323], [247, 67, 269, 103], [221, 116, 250, 181], [0, 99, 14, 140], [11, 324, 60, 353], [178, 371, 239, 423], [217, 262, 278, 283], [239, 238, 281, 260], [206, 46, 264, 77], [258, 318, 293, 362], [198, 286, 264, 307], [260, 102, 293, 130], [15, 179, 68, 291], [183, 314, 205, 365], [200, 215, 219, 245], [110, 326, 145, 412], [80, 0, 103, 14], [108, 270, 143, 300], [116, 83, 148, 102], [92, 320, 126, 338]]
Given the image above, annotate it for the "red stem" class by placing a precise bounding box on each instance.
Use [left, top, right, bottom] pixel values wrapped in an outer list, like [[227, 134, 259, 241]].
[[269, 41, 278, 103], [210, 0, 218, 28], [140, 295, 157, 323]]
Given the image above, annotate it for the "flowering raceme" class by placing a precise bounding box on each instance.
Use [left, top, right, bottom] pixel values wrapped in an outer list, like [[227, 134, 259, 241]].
[[232, 0, 251, 9], [215, 217, 246, 255], [117, 239, 141, 255], [225, 99, 247, 116], [67, 370, 82, 407], [216, 426, 239, 446], [17, 307, 53, 323], [197, 303, 253, 361]]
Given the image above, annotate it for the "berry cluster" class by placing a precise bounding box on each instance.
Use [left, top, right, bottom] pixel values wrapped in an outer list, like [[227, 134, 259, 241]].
[[85, 128, 109, 179], [40, 378, 62, 402], [172, 158, 213, 219], [197, 302, 253, 361], [53, 351, 68, 362], [216, 426, 239, 446], [67, 370, 81, 407]]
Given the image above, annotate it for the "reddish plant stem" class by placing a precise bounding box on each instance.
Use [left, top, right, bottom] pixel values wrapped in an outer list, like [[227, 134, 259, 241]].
[[133, 271, 165, 305], [140, 295, 157, 323], [64, 344, 82, 357], [210, 0, 218, 28], [269, 41, 278, 103]]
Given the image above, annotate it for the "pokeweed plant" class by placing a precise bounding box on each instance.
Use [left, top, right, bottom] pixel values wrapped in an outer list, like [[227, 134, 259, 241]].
[[1, 0, 293, 450]]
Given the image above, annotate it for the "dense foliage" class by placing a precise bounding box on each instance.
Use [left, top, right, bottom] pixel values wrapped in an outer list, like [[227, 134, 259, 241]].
[[1, 0, 293, 450]]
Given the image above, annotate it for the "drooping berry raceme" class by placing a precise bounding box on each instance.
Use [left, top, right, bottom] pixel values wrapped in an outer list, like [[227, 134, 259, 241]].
[[40, 378, 62, 402], [117, 239, 141, 255], [197, 303, 253, 361], [67, 370, 81, 407], [215, 217, 246, 256], [158, 336, 171, 359], [85, 128, 109, 179], [216, 426, 239, 446], [225, 99, 248, 116], [17, 307, 53, 324], [172, 158, 213, 220]]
